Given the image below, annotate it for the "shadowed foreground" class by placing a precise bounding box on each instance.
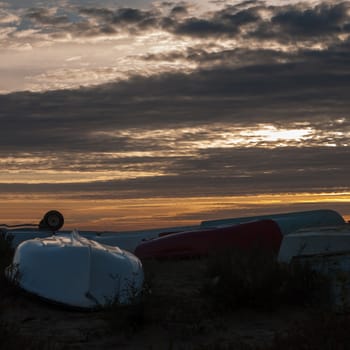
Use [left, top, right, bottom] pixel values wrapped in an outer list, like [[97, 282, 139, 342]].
[[0, 240, 347, 349]]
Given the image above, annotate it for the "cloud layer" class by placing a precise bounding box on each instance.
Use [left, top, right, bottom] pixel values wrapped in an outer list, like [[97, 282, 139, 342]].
[[1, 0, 350, 227], [1, 55, 349, 197], [2, 1, 350, 91]]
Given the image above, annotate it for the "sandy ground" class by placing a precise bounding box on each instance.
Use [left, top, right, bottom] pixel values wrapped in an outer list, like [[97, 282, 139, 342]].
[[0, 259, 309, 350]]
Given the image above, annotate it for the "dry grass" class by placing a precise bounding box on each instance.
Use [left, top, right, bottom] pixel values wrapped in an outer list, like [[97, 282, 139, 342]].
[[0, 235, 345, 349], [0, 234, 57, 349], [0, 232, 13, 275], [201, 247, 331, 311]]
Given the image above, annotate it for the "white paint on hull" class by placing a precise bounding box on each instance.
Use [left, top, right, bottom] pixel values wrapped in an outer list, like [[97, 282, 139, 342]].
[[6, 230, 144, 309], [201, 209, 345, 235], [278, 224, 350, 263]]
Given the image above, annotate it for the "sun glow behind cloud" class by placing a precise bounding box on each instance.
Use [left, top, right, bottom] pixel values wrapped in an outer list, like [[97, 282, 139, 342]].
[[0, 169, 165, 184], [194, 125, 315, 149], [0, 122, 349, 184], [1, 0, 350, 230], [94, 122, 348, 153]]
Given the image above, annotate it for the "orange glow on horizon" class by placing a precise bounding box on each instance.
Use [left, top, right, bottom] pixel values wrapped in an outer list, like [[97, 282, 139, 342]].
[[0, 191, 349, 232]]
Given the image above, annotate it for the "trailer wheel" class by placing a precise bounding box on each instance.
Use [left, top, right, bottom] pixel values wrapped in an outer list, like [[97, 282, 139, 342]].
[[40, 210, 64, 231]]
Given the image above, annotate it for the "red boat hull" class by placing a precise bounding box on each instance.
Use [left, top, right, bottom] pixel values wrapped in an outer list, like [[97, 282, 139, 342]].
[[135, 219, 282, 259]]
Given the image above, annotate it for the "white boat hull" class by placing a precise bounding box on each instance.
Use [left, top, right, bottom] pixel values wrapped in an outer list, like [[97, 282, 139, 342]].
[[292, 251, 350, 311], [6, 231, 144, 309], [201, 209, 345, 235], [278, 224, 350, 263]]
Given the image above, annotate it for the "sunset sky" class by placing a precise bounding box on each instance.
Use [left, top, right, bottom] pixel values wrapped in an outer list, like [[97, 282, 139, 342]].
[[1, 0, 350, 230]]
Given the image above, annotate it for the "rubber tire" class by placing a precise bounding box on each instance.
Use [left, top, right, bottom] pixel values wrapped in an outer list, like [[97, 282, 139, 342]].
[[42, 210, 64, 231]]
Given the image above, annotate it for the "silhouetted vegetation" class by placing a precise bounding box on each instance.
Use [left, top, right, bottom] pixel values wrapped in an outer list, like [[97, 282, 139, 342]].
[[0, 237, 342, 349], [103, 274, 152, 334], [201, 247, 330, 311], [0, 232, 13, 275], [263, 311, 350, 350], [0, 235, 59, 349], [0, 233, 19, 300], [0, 322, 57, 350]]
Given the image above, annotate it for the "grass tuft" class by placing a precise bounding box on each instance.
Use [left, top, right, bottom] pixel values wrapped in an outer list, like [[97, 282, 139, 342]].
[[201, 247, 330, 311], [262, 311, 350, 350], [0, 322, 58, 350], [103, 277, 152, 335], [0, 232, 14, 274], [0, 232, 19, 299]]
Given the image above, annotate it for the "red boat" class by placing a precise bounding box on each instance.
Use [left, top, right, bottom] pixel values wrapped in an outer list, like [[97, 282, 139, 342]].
[[135, 219, 282, 259]]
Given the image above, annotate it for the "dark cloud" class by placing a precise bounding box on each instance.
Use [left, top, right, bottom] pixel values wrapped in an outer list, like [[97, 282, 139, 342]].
[[169, 5, 188, 18], [26, 7, 70, 26], [2, 1, 350, 205], [7, 1, 350, 45], [77, 6, 160, 34], [1, 40, 350, 151], [141, 46, 292, 69], [79, 7, 158, 26], [169, 146, 350, 186], [245, 2, 350, 44], [1, 47, 350, 200], [271, 2, 350, 39], [0, 146, 349, 198], [167, 1, 350, 43], [167, 5, 260, 37], [16, 5, 161, 38]]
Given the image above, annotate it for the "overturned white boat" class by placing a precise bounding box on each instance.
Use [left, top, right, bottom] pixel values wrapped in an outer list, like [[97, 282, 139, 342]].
[[278, 224, 350, 311], [278, 224, 350, 263], [6, 230, 144, 309], [201, 209, 345, 235], [1, 209, 346, 253]]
